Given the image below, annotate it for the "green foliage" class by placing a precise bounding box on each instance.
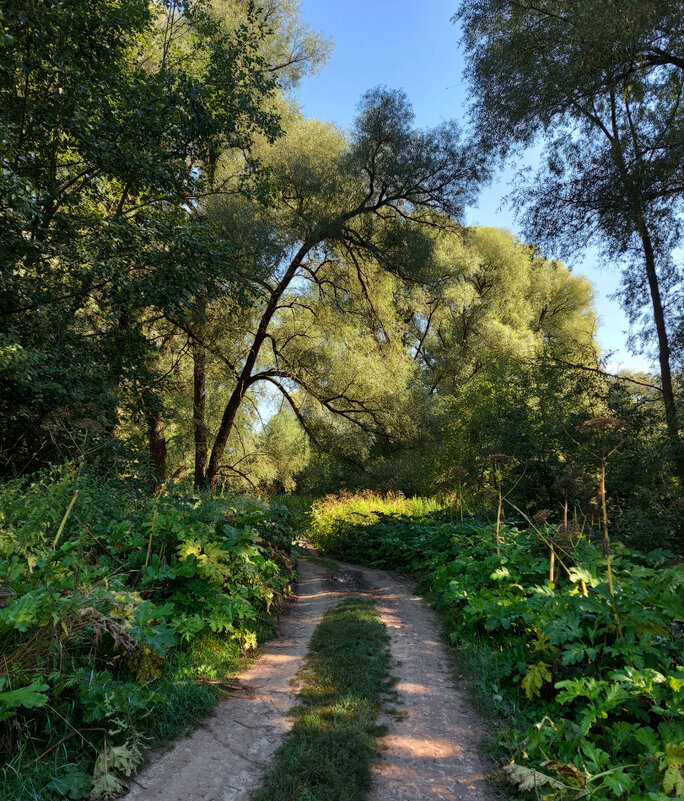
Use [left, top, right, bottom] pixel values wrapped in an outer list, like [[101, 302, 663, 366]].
[[456, 0, 684, 481], [0, 679, 49, 722], [309, 495, 684, 800], [0, 467, 298, 799], [189, 88, 480, 490], [0, 0, 325, 477], [310, 491, 447, 558], [253, 597, 391, 801]]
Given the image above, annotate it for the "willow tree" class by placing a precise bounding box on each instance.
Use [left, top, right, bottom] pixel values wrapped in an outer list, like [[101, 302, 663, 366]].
[[188, 90, 479, 489], [284, 224, 603, 498], [378, 225, 601, 498], [456, 0, 684, 482], [403, 226, 598, 392]]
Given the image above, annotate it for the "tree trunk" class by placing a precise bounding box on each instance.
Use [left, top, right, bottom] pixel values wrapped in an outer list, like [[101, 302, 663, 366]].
[[607, 90, 684, 485], [639, 229, 684, 484], [205, 242, 312, 489], [147, 408, 167, 493], [192, 339, 208, 491], [207, 376, 250, 490]]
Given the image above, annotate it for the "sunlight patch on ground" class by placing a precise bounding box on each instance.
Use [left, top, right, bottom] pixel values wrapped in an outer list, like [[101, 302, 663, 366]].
[[395, 681, 435, 695], [383, 734, 463, 758]]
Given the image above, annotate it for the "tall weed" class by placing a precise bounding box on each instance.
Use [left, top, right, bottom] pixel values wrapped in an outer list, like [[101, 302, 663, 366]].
[[0, 467, 298, 799]]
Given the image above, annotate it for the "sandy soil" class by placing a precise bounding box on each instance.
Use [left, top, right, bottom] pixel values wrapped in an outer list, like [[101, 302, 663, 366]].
[[121, 554, 495, 801], [353, 563, 493, 801]]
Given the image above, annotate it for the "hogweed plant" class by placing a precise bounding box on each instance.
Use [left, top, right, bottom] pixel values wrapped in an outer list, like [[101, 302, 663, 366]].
[[308, 491, 684, 800]]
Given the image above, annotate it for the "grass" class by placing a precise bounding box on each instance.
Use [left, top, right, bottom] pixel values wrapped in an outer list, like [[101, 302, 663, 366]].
[[312, 490, 447, 526], [1, 619, 278, 801], [300, 554, 341, 572], [139, 617, 277, 743], [253, 597, 392, 801]]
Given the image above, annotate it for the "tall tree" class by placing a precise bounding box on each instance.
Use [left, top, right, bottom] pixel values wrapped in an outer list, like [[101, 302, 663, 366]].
[[292, 226, 603, 500], [0, 0, 326, 479], [456, 0, 684, 481], [191, 90, 479, 488]]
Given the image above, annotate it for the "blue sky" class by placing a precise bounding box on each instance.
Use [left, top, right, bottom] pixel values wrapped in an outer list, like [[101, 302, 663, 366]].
[[293, 0, 652, 372]]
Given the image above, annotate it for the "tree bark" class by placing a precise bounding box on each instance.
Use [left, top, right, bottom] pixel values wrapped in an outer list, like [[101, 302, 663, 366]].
[[192, 340, 208, 490], [147, 407, 167, 493], [639, 228, 684, 483], [605, 89, 684, 485]]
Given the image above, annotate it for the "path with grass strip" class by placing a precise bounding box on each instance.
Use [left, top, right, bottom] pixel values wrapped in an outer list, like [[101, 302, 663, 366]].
[[122, 552, 493, 801], [253, 597, 391, 801]]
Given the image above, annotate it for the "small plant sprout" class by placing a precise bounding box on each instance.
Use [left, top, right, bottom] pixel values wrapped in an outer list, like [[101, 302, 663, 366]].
[[52, 489, 79, 549], [489, 452, 509, 554]]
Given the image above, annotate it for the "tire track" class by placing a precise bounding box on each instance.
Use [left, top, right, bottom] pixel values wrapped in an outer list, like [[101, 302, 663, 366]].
[[122, 553, 494, 801]]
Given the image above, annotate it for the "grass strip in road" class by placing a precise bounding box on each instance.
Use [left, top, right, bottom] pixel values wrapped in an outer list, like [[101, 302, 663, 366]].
[[253, 597, 391, 801]]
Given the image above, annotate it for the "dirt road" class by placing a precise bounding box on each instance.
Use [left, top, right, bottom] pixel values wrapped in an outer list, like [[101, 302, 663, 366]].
[[122, 555, 494, 801]]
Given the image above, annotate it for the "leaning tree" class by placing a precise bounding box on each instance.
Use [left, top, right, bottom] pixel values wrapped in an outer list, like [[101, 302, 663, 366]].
[[190, 89, 481, 489]]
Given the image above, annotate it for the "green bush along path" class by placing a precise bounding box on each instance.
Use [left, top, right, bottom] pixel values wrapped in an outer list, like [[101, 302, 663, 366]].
[[0, 477, 299, 800], [309, 495, 684, 801]]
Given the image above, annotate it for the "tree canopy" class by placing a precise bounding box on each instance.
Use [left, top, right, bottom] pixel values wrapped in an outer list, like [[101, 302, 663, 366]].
[[0, 0, 325, 475], [0, 0, 680, 545], [456, 0, 684, 481]]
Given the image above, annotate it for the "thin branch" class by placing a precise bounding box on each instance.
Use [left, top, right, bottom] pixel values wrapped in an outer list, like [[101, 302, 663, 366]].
[[547, 356, 662, 393]]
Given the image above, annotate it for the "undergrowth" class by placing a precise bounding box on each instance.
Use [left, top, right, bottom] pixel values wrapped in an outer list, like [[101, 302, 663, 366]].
[[309, 494, 684, 801], [308, 490, 447, 536], [253, 597, 392, 801], [0, 466, 298, 799]]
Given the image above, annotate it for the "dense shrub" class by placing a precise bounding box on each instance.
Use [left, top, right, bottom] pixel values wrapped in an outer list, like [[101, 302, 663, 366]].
[[309, 496, 684, 800], [0, 467, 298, 799]]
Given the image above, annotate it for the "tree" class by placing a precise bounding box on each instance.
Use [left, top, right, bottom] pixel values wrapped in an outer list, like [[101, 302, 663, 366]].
[[405, 226, 598, 392], [290, 225, 603, 503], [0, 0, 326, 480], [393, 227, 602, 503], [250, 402, 311, 493], [189, 90, 479, 489], [455, 0, 684, 482]]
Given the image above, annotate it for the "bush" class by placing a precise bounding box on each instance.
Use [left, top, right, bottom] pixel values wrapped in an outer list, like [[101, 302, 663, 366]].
[[0, 467, 298, 799], [309, 495, 684, 800]]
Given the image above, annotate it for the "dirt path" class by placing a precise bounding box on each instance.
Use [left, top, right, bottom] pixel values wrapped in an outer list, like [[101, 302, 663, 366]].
[[349, 564, 493, 801], [122, 556, 336, 801], [122, 555, 494, 801]]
